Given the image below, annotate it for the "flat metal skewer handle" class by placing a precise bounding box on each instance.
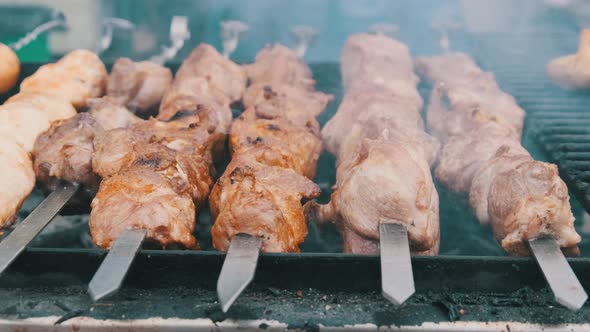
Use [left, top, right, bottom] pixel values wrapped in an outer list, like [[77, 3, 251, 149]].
[[88, 228, 147, 302], [529, 236, 588, 310], [217, 233, 262, 313], [0, 182, 79, 275], [380, 222, 415, 306]]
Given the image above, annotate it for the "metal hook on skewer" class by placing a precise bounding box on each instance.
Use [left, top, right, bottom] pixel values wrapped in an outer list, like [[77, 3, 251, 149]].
[[150, 16, 190, 65], [431, 20, 461, 54], [221, 20, 249, 59], [290, 25, 318, 59], [9, 9, 68, 51], [95, 17, 135, 55]]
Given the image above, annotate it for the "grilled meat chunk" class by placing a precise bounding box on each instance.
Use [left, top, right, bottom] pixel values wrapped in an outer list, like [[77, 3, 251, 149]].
[[20, 50, 107, 109], [0, 137, 35, 228], [32, 101, 139, 205], [106, 57, 173, 116], [229, 108, 322, 178], [90, 117, 215, 249], [245, 44, 315, 89], [546, 29, 590, 89], [416, 54, 525, 140], [173, 43, 246, 103], [210, 155, 320, 252], [243, 83, 333, 126]]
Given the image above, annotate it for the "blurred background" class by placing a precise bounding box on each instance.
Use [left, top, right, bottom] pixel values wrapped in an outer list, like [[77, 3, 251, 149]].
[[0, 0, 585, 63]]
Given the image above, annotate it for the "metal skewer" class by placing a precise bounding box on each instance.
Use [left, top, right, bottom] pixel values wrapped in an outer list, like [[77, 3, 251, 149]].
[[431, 20, 461, 54], [291, 25, 318, 59], [379, 222, 415, 305], [150, 16, 190, 65], [95, 17, 135, 54], [217, 233, 262, 312], [529, 236, 587, 310], [220, 20, 249, 59], [0, 182, 79, 275], [368, 25, 417, 306], [87, 17, 189, 302], [9, 9, 68, 51], [88, 229, 147, 301]]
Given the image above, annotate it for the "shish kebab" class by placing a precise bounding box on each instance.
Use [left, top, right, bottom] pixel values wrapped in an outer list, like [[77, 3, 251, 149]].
[[415, 34, 586, 310], [88, 21, 248, 301], [307, 25, 440, 306], [213, 26, 333, 312], [0, 18, 185, 278]]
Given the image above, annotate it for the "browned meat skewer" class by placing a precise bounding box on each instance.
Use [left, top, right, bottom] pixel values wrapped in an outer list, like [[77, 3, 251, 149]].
[[89, 43, 244, 249], [308, 33, 440, 255], [0, 50, 106, 228], [210, 44, 332, 253], [416, 53, 581, 256]]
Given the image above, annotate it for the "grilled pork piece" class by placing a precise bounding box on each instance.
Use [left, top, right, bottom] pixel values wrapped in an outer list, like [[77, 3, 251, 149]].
[[173, 43, 247, 103], [245, 44, 315, 90], [0, 43, 19, 94], [90, 121, 214, 249], [106, 57, 173, 116], [415, 53, 525, 140], [90, 43, 243, 249], [32, 100, 139, 204], [546, 29, 590, 89], [243, 83, 333, 127], [418, 53, 582, 256], [210, 44, 330, 253], [310, 34, 440, 255], [0, 50, 107, 228], [20, 50, 107, 109]]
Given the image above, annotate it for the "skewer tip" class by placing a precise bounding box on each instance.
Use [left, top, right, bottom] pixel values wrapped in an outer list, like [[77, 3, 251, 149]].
[[379, 223, 415, 306], [216, 234, 262, 312]]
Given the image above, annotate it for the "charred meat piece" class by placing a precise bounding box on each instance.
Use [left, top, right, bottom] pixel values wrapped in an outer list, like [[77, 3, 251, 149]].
[[174, 43, 247, 103], [546, 29, 590, 89], [229, 108, 322, 178], [32, 101, 139, 209], [20, 50, 107, 109], [106, 57, 173, 116], [245, 44, 315, 90], [90, 118, 215, 249], [210, 156, 320, 252], [243, 83, 333, 127]]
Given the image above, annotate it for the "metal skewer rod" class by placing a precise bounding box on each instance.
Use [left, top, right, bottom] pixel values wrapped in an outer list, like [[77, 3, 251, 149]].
[[368, 23, 399, 37], [528, 236, 587, 310], [217, 233, 262, 312], [150, 16, 190, 65], [431, 20, 461, 54], [379, 222, 415, 306], [0, 182, 79, 275], [95, 17, 135, 54], [88, 229, 147, 301], [291, 25, 318, 59], [9, 9, 68, 51], [221, 20, 249, 59]]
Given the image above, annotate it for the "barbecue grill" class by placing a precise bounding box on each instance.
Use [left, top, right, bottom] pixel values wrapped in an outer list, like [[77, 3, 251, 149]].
[[2, 0, 590, 330]]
